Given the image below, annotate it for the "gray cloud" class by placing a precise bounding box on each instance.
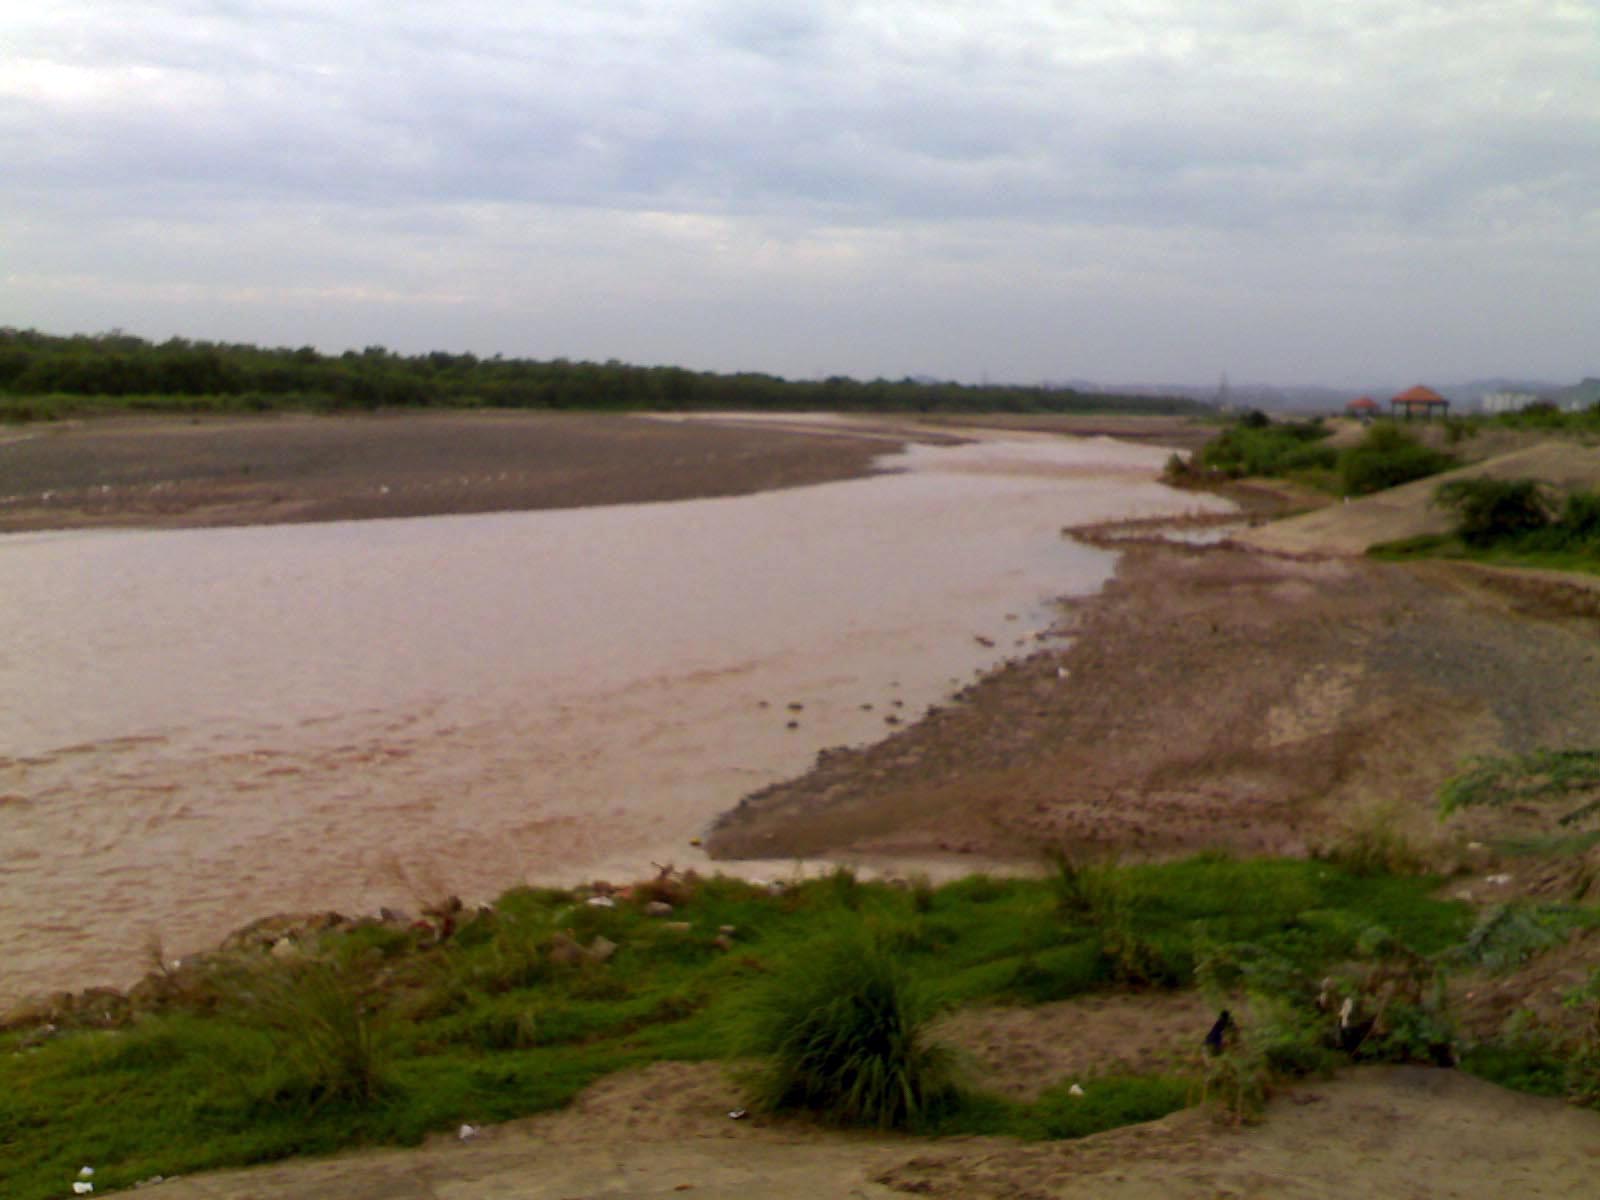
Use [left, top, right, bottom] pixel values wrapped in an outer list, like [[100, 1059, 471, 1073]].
[[2, 1, 1597, 384]]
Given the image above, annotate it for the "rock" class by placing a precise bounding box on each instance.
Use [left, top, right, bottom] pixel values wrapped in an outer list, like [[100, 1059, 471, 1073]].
[[459, 1123, 478, 1141], [712, 934, 734, 952], [663, 921, 693, 933], [585, 896, 617, 909], [547, 932, 585, 966], [73, 987, 130, 1028], [645, 900, 674, 917], [718, 925, 737, 936], [270, 937, 300, 960], [588, 936, 618, 963], [379, 906, 413, 926]]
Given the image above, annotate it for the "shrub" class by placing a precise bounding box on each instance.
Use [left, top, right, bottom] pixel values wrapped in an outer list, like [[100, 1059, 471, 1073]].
[[230, 961, 391, 1105], [1558, 490, 1600, 545], [1338, 423, 1455, 495], [1198, 417, 1333, 480], [743, 926, 958, 1129], [1435, 477, 1554, 546]]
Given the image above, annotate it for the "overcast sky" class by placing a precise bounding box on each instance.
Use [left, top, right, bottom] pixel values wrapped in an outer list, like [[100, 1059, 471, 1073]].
[[3, 2, 1597, 388]]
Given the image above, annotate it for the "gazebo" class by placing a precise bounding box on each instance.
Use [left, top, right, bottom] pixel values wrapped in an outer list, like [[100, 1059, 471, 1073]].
[[1390, 385, 1450, 420], [1345, 396, 1380, 421]]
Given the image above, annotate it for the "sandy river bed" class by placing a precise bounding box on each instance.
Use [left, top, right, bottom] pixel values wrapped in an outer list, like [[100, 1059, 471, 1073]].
[[0, 430, 1226, 1004]]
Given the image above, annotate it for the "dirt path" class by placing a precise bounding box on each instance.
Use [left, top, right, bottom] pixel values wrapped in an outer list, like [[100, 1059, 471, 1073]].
[[150, 1059, 1600, 1200]]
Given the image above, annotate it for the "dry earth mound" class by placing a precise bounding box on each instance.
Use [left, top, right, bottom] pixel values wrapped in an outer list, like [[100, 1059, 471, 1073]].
[[1237, 440, 1600, 557]]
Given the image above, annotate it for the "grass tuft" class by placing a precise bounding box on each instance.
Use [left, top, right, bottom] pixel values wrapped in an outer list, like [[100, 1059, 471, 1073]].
[[743, 925, 958, 1129]]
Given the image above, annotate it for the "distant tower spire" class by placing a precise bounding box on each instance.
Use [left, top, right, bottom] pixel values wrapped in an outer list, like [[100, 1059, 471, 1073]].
[[1217, 370, 1231, 407]]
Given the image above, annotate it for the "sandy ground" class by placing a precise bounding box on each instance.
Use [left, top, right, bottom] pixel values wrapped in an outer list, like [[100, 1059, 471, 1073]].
[[708, 541, 1600, 865], [150, 1056, 1600, 1200], [0, 410, 1211, 534], [0, 410, 904, 532]]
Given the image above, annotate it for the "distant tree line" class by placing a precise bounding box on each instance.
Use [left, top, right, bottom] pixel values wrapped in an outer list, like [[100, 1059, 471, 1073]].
[[0, 328, 1209, 419]]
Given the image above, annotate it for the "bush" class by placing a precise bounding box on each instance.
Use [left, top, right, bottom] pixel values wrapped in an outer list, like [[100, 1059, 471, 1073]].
[[1435, 478, 1554, 546], [1198, 417, 1334, 480], [743, 926, 958, 1129], [1338, 423, 1455, 495], [1559, 491, 1600, 543]]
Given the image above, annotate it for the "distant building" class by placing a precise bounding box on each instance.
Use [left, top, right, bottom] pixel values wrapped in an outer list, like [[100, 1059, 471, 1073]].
[[1479, 390, 1541, 414], [1345, 396, 1380, 421], [1390, 385, 1450, 420]]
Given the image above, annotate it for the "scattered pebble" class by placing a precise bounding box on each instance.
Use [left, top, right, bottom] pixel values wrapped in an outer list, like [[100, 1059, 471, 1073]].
[[459, 1123, 478, 1141], [786, 720, 799, 730], [79, 1168, 95, 1179], [728, 1108, 749, 1120], [585, 896, 617, 909], [1068, 1084, 1085, 1097], [1486, 873, 1513, 885], [74, 1185, 93, 1196]]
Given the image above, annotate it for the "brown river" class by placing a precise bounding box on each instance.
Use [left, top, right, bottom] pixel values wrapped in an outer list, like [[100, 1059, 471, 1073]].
[[0, 432, 1227, 1004]]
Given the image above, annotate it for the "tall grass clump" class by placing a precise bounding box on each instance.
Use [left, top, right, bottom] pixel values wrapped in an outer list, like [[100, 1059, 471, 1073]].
[[230, 960, 391, 1106], [743, 925, 958, 1129]]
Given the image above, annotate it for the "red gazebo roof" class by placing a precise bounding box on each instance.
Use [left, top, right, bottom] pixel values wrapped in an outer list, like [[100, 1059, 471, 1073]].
[[1392, 385, 1447, 405], [1347, 396, 1379, 410]]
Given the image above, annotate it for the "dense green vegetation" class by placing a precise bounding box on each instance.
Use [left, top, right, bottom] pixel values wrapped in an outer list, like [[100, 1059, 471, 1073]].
[[1170, 413, 1455, 497], [1191, 411, 1337, 480], [1371, 478, 1600, 575], [0, 328, 1208, 421], [1, 858, 1476, 1199], [1337, 422, 1457, 495], [1459, 401, 1600, 437]]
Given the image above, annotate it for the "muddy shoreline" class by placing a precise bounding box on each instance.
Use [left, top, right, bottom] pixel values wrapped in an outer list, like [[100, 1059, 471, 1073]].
[[708, 538, 1600, 867]]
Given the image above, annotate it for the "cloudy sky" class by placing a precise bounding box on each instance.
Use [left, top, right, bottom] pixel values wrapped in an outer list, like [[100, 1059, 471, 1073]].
[[3, 2, 1597, 387]]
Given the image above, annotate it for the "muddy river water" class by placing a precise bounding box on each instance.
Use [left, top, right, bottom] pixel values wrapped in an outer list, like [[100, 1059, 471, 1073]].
[[0, 432, 1227, 1003]]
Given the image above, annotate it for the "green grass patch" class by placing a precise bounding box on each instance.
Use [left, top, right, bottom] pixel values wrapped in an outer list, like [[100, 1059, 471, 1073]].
[[0, 859, 1473, 1199]]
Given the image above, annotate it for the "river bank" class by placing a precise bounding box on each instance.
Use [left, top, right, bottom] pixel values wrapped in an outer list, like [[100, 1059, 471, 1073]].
[[0, 412, 1224, 1006], [6, 410, 1600, 1198]]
